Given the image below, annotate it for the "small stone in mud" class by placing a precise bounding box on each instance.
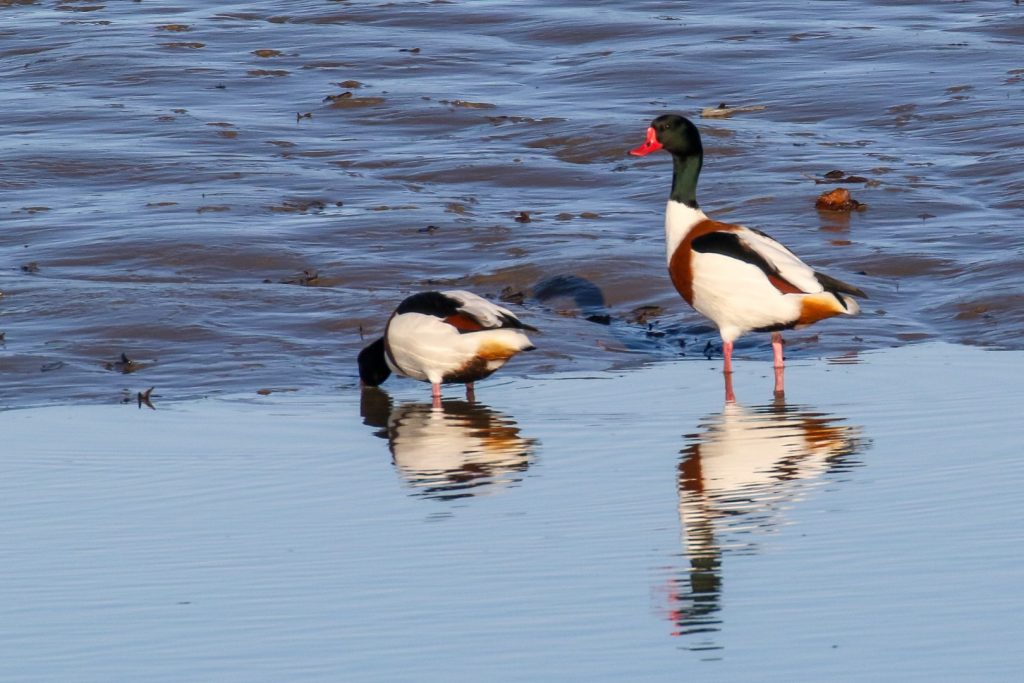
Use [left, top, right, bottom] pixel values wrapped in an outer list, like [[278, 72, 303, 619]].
[[162, 42, 205, 49], [499, 286, 526, 305], [40, 361, 65, 372], [815, 187, 865, 212], [645, 324, 666, 338], [197, 205, 230, 214], [816, 170, 871, 184], [21, 262, 39, 273], [586, 314, 612, 325], [257, 388, 273, 395], [555, 212, 574, 221], [514, 211, 531, 223], [157, 24, 191, 32], [252, 49, 283, 58], [445, 99, 496, 110], [579, 211, 600, 219], [323, 92, 353, 103], [105, 352, 138, 373], [700, 103, 767, 118], [270, 199, 327, 213], [337, 80, 363, 89], [296, 112, 312, 121], [399, 47, 421, 53], [327, 96, 386, 109], [280, 269, 320, 286], [418, 225, 440, 234], [918, 213, 936, 220], [628, 305, 664, 324]]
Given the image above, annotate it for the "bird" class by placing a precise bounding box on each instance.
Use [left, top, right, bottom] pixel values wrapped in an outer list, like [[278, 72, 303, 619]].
[[629, 113, 866, 392], [358, 290, 536, 406]]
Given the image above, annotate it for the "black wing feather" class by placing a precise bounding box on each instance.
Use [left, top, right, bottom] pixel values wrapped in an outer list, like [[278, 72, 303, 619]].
[[814, 272, 868, 299], [692, 231, 782, 280]]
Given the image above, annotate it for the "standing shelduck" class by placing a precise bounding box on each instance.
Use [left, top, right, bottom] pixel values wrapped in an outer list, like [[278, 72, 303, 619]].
[[358, 290, 536, 406], [630, 114, 866, 393]]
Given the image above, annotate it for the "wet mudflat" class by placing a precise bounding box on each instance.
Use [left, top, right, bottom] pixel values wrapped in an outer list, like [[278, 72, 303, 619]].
[[0, 343, 1021, 681], [2, 1, 1024, 406], [2, 3, 1023, 680]]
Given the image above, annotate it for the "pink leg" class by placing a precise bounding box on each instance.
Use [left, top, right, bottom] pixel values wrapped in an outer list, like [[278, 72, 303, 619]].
[[465, 382, 476, 402], [723, 371, 736, 404], [773, 366, 785, 398], [722, 340, 734, 374], [431, 382, 442, 409], [771, 332, 785, 397]]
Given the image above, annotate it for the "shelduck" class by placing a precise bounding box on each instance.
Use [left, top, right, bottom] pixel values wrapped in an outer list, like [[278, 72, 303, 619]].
[[630, 114, 866, 391], [358, 290, 536, 405]]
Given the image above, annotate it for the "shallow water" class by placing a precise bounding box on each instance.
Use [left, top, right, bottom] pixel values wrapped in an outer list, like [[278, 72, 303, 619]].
[[2, 1, 1023, 407], [1, 343, 1020, 681]]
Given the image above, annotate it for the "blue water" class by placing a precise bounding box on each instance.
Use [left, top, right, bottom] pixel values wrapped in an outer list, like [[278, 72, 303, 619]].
[[1, 343, 1020, 681]]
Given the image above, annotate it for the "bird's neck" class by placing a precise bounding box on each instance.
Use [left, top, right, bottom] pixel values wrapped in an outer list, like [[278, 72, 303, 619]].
[[665, 200, 707, 265], [669, 153, 702, 208]]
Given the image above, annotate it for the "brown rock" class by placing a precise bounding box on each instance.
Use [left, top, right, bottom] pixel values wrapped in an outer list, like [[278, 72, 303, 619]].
[[815, 187, 865, 212]]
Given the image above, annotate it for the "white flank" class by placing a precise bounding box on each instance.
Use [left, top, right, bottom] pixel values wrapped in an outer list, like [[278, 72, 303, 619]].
[[689, 252, 803, 342], [385, 312, 533, 385]]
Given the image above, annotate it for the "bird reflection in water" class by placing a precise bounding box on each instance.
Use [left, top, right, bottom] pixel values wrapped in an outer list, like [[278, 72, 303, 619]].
[[360, 388, 538, 501], [665, 378, 867, 651]]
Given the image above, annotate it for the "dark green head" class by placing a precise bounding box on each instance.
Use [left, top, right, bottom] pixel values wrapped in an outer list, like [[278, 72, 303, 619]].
[[357, 337, 391, 387], [630, 113, 704, 207], [630, 114, 703, 159]]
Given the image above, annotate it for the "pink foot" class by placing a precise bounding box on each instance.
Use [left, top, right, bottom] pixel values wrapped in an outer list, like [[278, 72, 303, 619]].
[[431, 382, 442, 409]]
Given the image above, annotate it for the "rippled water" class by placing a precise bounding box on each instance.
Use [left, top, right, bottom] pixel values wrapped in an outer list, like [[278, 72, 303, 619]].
[[2, 1, 1023, 407], [1, 344, 1020, 681]]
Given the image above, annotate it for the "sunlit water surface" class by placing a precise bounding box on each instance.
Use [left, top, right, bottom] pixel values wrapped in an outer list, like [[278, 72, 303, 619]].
[[1, 343, 1020, 681]]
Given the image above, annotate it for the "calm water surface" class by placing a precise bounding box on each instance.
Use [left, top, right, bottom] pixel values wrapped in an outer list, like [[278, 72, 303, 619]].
[[0, 344, 1020, 681], [2, 1, 1023, 407]]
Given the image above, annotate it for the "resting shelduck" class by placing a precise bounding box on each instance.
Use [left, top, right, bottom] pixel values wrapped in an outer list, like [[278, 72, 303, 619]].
[[630, 114, 866, 393], [358, 290, 536, 406]]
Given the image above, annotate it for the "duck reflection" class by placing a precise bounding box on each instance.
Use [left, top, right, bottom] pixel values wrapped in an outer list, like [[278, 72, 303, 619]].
[[360, 389, 537, 501], [666, 392, 866, 647]]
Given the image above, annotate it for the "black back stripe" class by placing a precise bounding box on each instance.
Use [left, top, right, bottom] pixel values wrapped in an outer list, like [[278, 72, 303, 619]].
[[692, 231, 782, 280], [393, 291, 533, 333], [395, 291, 462, 318]]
